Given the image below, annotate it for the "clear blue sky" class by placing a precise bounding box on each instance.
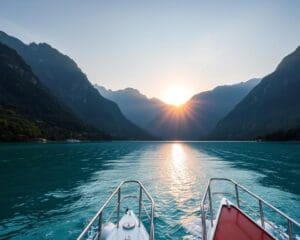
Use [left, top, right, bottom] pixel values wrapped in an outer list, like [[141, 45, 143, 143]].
[[0, 0, 300, 102]]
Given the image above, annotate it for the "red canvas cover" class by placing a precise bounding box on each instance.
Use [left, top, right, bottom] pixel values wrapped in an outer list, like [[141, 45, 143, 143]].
[[214, 205, 274, 240]]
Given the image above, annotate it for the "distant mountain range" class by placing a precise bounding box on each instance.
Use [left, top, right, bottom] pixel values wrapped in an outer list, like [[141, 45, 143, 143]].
[[96, 45, 300, 141], [95, 85, 167, 130], [96, 79, 260, 139], [0, 43, 105, 141], [150, 79, 260, 139], [0, 31, 152, 140], [210, 46, 300, 140], [0, 30, 299, 141]]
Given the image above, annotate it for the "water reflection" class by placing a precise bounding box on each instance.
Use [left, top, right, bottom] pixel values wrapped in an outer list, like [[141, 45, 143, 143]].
[[0, 142, 141, 239], [187, 142, 300, 196], [0, 141, 299, 240], [158, 143, 195, 204]]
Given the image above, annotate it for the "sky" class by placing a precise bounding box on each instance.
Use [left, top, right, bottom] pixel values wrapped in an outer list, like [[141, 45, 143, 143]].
[[0, 0, 300, 104]]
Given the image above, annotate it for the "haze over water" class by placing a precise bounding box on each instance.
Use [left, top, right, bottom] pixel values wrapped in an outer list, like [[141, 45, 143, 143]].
[[0, 141, 299, 239]]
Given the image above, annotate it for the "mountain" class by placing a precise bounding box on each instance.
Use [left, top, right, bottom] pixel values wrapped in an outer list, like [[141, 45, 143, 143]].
[[210, 46, 300, 140], [148, 79, 260, 140], [95, 85, 167, 130], [96, 79, 259, 140], [0, 43, 106, 141], [0, 31, 152, 139]]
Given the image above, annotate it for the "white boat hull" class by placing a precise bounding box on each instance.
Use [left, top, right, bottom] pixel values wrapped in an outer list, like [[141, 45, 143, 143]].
[[102, 210, 149, 240]]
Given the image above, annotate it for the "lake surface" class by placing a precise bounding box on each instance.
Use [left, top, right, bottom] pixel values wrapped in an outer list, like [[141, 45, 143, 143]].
[[0, 141, 299, 239]]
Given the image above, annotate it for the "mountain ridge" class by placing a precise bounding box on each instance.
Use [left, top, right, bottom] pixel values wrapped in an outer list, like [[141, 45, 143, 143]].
[[210, 46, 300, 139], [95, 84, 167, 131], [0, 42, 106, 141], [96, 78, 260, 139], [0, 30, 153, 140]]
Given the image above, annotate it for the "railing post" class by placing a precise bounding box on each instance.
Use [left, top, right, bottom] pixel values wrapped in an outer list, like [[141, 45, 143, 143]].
[[287, 219, 292, 240], [201, 205, 207, 240], [97, 211, 102, 240], [117, 188, 121, 228], [138, 185, 142, 227], [150, 205, 154, 240], [259, 199, 265, 229], [235, 184, 240, 208], [208, 185, 214, 227]]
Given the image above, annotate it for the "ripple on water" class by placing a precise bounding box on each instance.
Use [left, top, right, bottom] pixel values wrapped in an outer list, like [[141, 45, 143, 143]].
[[0, 141, 299, 239]]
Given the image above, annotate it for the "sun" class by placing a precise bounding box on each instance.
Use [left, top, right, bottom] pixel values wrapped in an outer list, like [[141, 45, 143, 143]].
[[163, 87, 191, 106]]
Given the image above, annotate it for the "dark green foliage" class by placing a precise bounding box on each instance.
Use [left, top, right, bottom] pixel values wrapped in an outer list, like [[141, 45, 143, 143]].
[[0, 108, 42, 141], [0, 43, 107, 141], [210, 46, 300, 140], [257, 127, 300, 141], [0, 31, 152, 139]]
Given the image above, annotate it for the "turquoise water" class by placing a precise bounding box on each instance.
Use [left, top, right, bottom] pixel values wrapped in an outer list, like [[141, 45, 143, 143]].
[[0, 141, 299, 239]]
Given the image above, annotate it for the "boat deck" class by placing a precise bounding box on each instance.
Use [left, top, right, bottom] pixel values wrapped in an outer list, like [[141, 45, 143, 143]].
[[77, 180, 155, 240], [104, 211, 149, 240], [213, 205, 274, 240]]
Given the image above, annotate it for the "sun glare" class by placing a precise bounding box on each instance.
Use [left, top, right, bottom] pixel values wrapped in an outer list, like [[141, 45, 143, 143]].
[[163, 87, 191, 106]]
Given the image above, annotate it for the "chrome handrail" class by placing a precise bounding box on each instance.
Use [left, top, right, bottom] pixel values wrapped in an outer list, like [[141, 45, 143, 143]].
[[200, 178, 300, 240], [77, 180, 155, 240]]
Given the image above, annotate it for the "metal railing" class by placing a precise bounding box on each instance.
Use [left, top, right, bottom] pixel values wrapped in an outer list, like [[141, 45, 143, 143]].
[[200, 178, 300, 240], [77, 180, 155, 240]]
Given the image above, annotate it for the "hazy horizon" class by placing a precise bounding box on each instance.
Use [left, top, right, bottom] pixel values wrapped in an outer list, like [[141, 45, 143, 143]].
[[1, 0, 300, 104]]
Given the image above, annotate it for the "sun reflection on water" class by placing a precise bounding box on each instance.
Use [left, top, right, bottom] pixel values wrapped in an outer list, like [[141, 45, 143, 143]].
[[154, 142, 210, 238], [159, 143, 198, 206], [172, 143, 185, 163]]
